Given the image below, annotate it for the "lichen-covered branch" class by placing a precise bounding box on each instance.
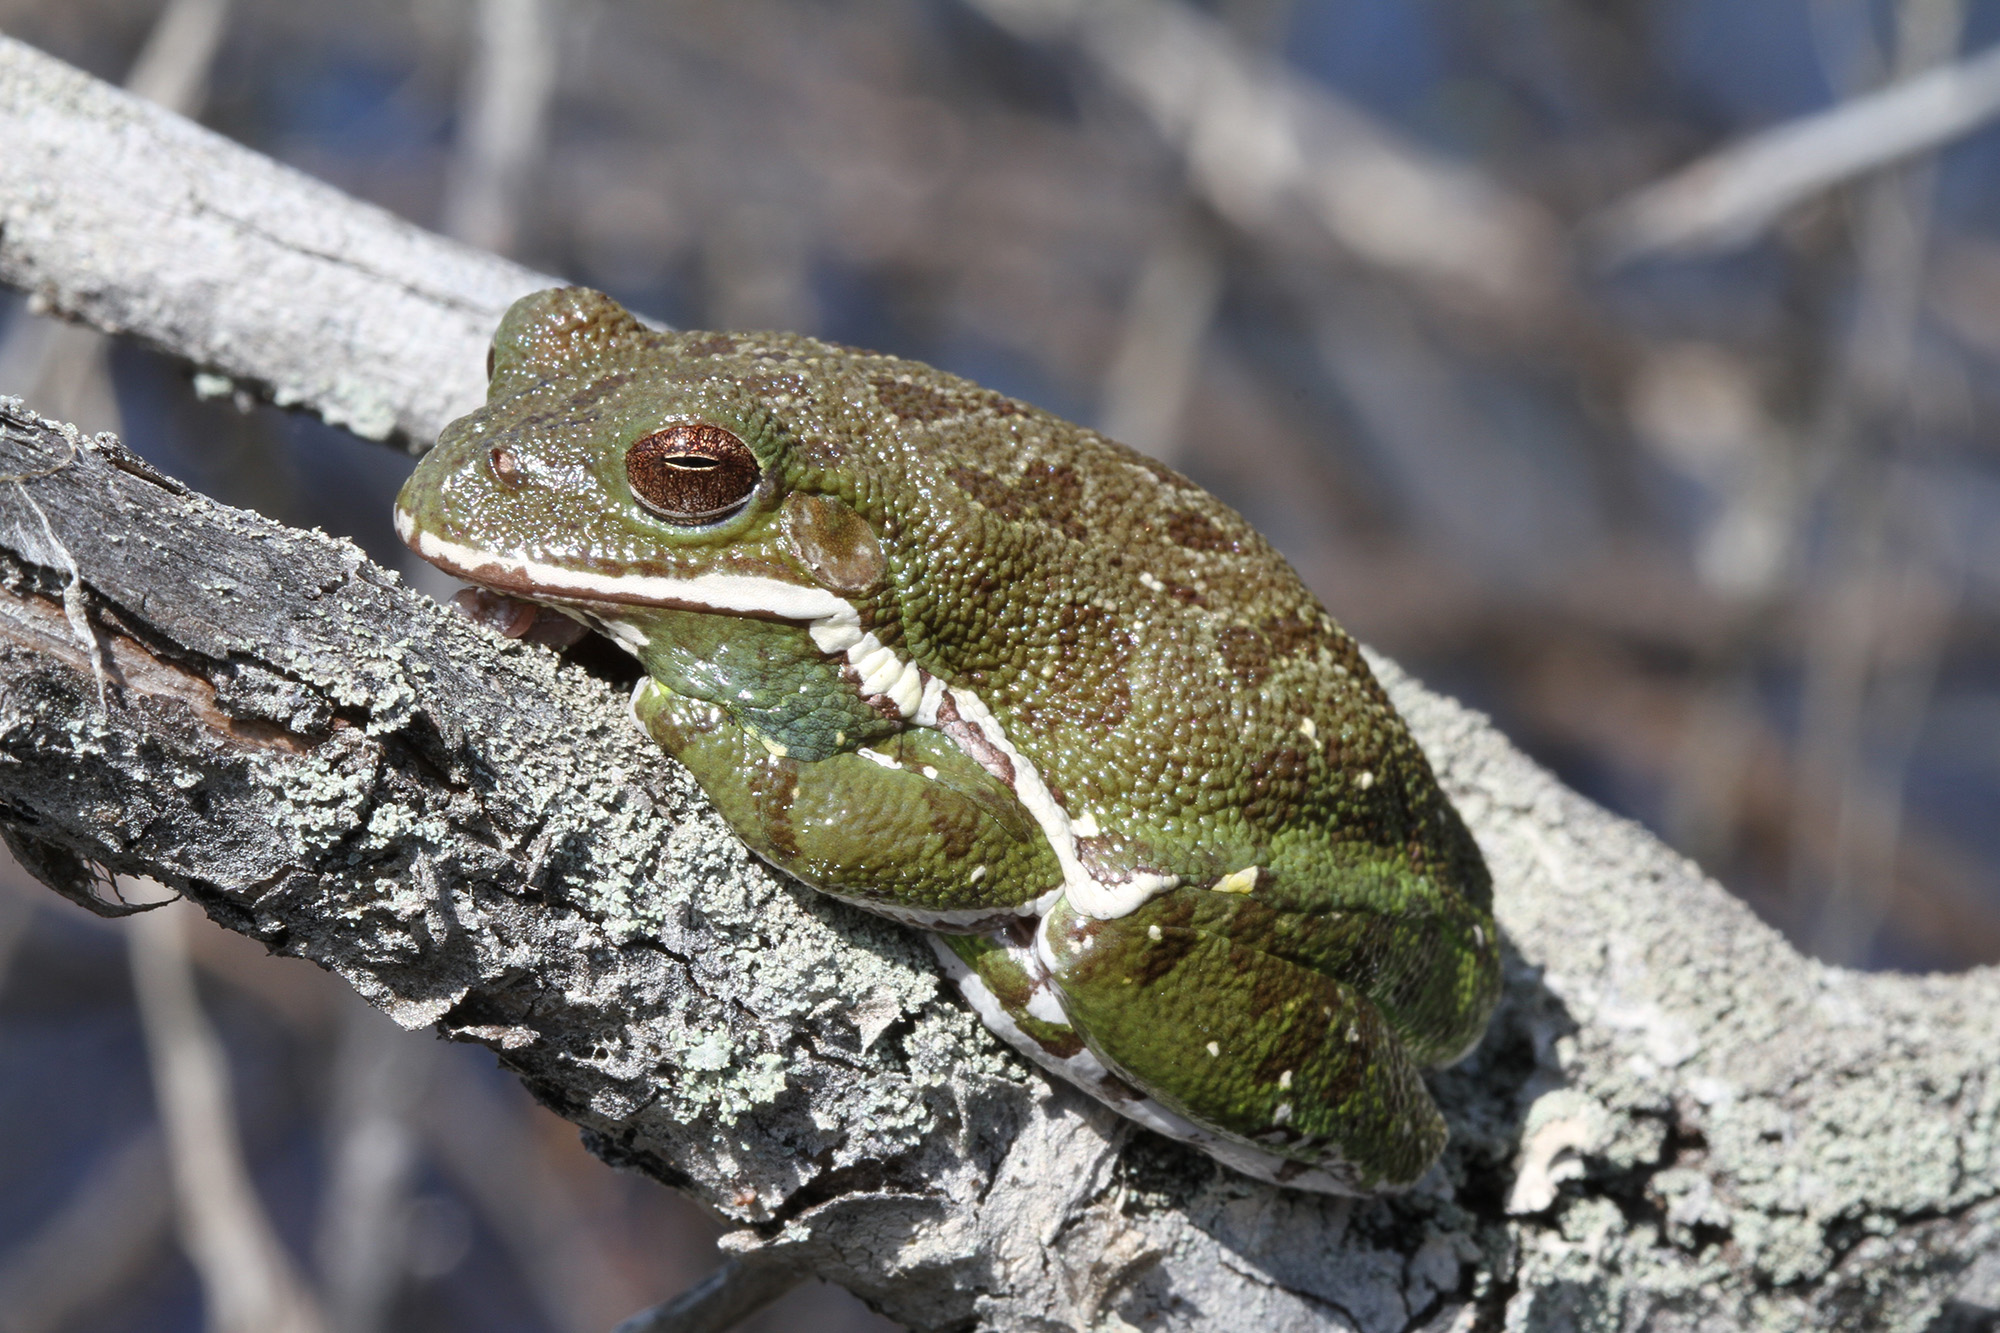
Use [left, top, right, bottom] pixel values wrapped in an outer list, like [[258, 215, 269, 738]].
[[0, 34, 551, 448], [3, 34, 2000, 1333]]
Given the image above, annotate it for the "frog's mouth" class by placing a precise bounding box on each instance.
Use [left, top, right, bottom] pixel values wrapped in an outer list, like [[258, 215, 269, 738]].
[[394, 505, 852, 625]]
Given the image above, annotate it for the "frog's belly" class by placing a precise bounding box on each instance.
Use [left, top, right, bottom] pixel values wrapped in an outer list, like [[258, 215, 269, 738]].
[[927, 935, 1370, 1196]]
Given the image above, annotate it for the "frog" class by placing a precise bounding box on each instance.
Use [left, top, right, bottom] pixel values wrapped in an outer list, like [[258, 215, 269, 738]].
[[394, 286, 1502, 1195]]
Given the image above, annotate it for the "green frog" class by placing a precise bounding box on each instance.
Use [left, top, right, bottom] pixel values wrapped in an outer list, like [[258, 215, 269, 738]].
[[395, 287, 1501, 1194]]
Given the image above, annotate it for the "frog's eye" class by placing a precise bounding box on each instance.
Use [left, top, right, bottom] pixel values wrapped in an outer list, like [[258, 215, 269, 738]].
[[626, 423, 761, 524]]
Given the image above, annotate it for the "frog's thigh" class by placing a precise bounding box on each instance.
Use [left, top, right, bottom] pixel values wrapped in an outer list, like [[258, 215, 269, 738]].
[[636, 684, 1059, 914], [1041, 895, 1447, 1191]]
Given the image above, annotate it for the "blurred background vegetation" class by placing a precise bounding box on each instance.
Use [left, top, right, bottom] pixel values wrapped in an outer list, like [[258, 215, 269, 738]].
[[2, 0, 1998, 1329]]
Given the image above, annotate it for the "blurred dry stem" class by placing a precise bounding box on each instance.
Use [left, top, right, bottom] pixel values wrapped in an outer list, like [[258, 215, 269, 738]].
[[967, 0, 1562, 312], [314, 999, 434, 1333], [1098, 213, 1222, 464], [120, 0, 228, 108], [441, 0, 558, 255], [0, 1124, 173, 1333], [1592, 31, 2000, 261], [421, 1049, 662, 1333], [609, 1260, 804, 1333], [1792, 0, 1964, 965], [130, 899, 332, 1333]]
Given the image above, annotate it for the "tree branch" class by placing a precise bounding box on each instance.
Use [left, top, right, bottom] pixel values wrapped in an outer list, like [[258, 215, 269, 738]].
[[3, 35, 2000, 1333], [0, 34, 551, 448]]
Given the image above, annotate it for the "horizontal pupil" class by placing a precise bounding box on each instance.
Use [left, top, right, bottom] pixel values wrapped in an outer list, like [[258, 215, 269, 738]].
[[666, 456, 721, 469]]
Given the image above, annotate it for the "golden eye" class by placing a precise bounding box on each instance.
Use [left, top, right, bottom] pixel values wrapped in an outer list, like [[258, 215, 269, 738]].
[[625, 423, 760, 524]]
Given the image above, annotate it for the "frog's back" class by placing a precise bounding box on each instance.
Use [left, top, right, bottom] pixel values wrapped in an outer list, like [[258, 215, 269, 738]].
[[658, 330, 1487, 939]]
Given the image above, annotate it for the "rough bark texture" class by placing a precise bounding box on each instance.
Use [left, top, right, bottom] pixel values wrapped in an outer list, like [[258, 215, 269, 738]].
[[2, 34, 1999, 1333], [0, 34, 552, 448]]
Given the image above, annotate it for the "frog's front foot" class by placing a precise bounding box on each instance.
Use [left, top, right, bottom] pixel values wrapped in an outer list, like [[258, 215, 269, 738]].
[[449, 587, 591, 649]]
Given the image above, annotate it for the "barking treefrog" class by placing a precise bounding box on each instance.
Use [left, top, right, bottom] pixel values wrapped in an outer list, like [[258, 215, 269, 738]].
[[395, 287, 1502, 1195]]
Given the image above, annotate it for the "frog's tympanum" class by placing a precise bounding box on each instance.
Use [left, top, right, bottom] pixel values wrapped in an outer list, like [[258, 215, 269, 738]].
[[396, 287, 1502, 1195]]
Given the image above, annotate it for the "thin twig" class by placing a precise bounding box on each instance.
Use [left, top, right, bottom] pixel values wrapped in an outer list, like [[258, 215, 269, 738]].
[[965, 0, 1558, 310], [1794, 0, 1963, 965], [442, 0, 560, 255], [1097, 213, 1222, 464], [608, 1261, 804, 1333], [0, 1127, 174, 1333], [1590, 38, 2000, 262], [313, 999, 435, 1333], [129, 900, 331, 1333]]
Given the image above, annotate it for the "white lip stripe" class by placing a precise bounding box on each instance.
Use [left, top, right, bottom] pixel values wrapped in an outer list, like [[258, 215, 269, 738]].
[[401, 517, 856, 623], [402, 508, 1170, 918]]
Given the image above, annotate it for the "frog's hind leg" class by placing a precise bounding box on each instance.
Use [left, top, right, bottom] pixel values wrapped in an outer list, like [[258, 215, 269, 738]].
[[934, 931, 1380, 1195], [1037, 896, 1448, 1195]]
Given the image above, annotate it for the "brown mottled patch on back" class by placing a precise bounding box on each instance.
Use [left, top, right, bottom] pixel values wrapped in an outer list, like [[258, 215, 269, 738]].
[[1057, 603, 1132, 722], [1259, 615, 1322, 662], [873, 376, 958, 423], [682, 334, 739, 356], [747, 757, 800, 860], [973, 389, 1026, 417], [945, 465, 1009, 516], [946, 461, 1090, 542], [1165, 507, 1238, 554], [1216, 623, 1276, 688], [1243, 744, 1310, 826], [1022, 463, 1087, 540]]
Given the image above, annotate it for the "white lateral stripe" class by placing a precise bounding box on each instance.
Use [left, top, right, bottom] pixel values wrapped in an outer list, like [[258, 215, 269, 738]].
[[401, 518, 856, 623], [810, 622, 864, 653], [946, 686, 1178, 920], [887, 666, 924, 718], [824, 886, 1060, 930], [829, 630, 923, 720]]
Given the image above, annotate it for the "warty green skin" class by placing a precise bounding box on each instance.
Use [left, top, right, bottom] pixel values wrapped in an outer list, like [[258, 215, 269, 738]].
[[394, 287, 1502, 1194]]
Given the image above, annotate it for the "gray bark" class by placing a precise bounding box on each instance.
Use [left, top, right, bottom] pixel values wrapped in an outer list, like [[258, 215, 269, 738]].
[[2, 33, 1998, 1333], [0, 33, 551, 449]]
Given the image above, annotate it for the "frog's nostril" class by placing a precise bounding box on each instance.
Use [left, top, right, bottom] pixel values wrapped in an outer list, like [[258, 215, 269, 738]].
[[490, 446, 522, 486]]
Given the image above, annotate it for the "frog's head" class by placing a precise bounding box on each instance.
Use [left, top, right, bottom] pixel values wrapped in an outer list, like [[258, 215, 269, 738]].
[[394, 287, 887, 634]]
